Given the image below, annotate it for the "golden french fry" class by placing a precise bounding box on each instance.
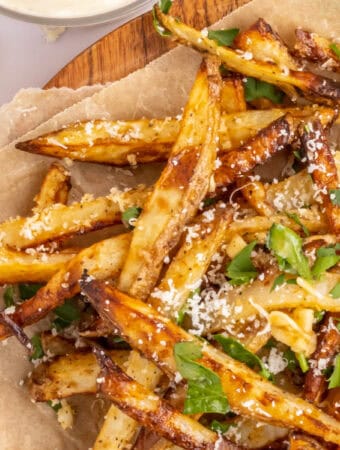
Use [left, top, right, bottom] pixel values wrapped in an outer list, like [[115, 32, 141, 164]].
[[221, 77, 247, 113], [0, 246, 77, 284], [16, 106, 336, 166], [154, 6, 340, 104], [294, 29, 340, 73], [28, 350, 129, 401], [300, 120, 340, 233], [33, 163, 71, 212], [0, 233, 131, 341], [118, 57, 222, 300], [82, 280, 340, 445], [94, 348, 239, 450], [0, 186, 147, 250]]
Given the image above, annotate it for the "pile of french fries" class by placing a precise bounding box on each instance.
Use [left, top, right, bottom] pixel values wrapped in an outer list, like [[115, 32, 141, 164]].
[[1, 2, 340, 449]]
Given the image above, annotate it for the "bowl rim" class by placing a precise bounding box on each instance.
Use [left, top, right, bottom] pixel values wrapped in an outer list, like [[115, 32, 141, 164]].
[[0, 0, 152, 26]]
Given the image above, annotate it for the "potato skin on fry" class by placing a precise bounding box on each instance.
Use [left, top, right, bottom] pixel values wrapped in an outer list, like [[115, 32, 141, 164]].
[[82, 280, 340, 445], [215, 114, 294, 187]]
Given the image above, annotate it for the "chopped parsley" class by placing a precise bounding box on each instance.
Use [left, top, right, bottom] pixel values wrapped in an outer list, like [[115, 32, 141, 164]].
[[267, 224, 311, 279], [244, 77, 284, 104], [152, 7, 172, 37], [52, 299, 81, 331], [226, 241, 258, 285], [330, 282, 340, 299], [122, 206, 142, 230], [207, 28, 239, 47], [158, 0, 172, 13], [30, 334, 44, 361], [296, 352, 309, 373], [286, 212, 310, 237], [214, 335, 272, 380], [174, 341, 229, 414], [328, 354, 340, 389], [3, 286, 15, 308], [47, 400, 62, 412], [312, 244, 340, 279], [330, 43, 340, 59], [329, 189, 340, 206], [210, 419, 234, 434], [19, 283, 43, 300]]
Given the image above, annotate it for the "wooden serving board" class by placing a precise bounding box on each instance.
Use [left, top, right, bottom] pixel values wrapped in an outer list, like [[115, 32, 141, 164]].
[[45, 0, 250, 89]]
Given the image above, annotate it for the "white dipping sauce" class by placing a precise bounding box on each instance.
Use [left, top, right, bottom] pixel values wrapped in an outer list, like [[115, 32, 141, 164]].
[[0, 0, 136, 18]]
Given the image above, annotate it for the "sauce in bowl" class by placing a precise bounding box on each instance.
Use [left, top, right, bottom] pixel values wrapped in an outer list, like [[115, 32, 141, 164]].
[[0, 0, 138, 19]]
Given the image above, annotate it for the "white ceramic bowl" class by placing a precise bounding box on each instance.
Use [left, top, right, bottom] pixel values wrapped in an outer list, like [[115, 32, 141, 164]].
[[0, 0, 153, 26]]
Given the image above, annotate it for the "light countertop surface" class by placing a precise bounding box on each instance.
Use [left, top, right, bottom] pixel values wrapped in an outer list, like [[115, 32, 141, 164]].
[[0, 2, 152, 106]]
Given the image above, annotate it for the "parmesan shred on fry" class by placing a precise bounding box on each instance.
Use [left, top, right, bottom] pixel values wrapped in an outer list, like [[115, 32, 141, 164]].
[[1, 8, 340, 450]]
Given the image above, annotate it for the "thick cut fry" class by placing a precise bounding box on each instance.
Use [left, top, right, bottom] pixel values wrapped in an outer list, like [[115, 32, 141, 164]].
[[118, 57, 222, 299], [300, 120, 340, 233], [16, 106, 336, 166], [238, 179, 274, 216], [0, 246, 77, 284], [0, 187, 147, 250], [150, 204, 233, 320], [234, 18, 298, 71], [294, 29, 340, 73], [33, 163, 71, 212], [82, 280, 340, 445], [28, 350, 129, 401], [304, 313, 340, 404], [0, 233, 130, 341], [94, 348, 242, 450], [94, 351, 161, 450], [154, 7, 340, 104], [215, 114, 295, 187], [221, 78, 247, 113]]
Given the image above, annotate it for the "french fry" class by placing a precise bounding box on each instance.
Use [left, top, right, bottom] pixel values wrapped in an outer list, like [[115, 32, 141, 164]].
[[238, 179, 274, 216], [33, 163, 71, 212], [0, 186, 147, 250], [40, 331, 77, 357], [94, 347, 242, 450], [300, 120, 340, 233], [154, 6, 340, 104], [0, 233, 131, 341], [234, 18, 299, 71], [304, 313, 340, 404], [215, 114, 295, 188], [294, 29, 340, 73], [0, 246, 77, 284], [150, 203, 233, 320], [221, 77, 247, 113], [93, 350, 162, 450], [82, 280, 340, 445], [16, 106, 336, 166], [289, 433, 326, 450], [28, 350, 129, 401], [118, 57, 222, 299]]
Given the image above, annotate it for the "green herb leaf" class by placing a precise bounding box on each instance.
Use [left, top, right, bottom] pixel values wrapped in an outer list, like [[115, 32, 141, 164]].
[[52, 299, 81, 330], [214, 335, 272, 380], [158, 0, 172, 14], [47, 400, 62, 412], [267, 224, 311, 279], [312, 244, 340, 279], [244, 77, 284, 104], [3, 285, 15, 308], [152, 7, 172, 37], [293, 150, 303, 161], [19, 283, 43, 300], [203, 197, 218, 207], [30, 334, 44, 361], [328, 354, 340, 389], [271, 273, 285, 292], [219, 64, 229, 77], [296, 352, 309, 373], [174, 342, 229, 414], [330, 282, 340, 299], [330, 189, 340, 206], [264, 338, 277, 349], [226, 241, 258, 285], [122, 206, 142, 230], [286, 212, 310, 237], [210, 419, 234, 434], [283, 349, 297, 371], [207, 28, 239, 47], [330, 43, 340, 59], [176, 288, 200, 326], [314, 310, 326, 323]]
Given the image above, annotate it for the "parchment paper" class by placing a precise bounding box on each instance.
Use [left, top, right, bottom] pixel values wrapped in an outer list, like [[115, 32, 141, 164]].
[[0, 0, 339, 448]]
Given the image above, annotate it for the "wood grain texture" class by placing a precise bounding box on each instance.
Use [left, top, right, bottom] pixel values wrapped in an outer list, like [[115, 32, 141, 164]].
[[45, 0, 251, 89]]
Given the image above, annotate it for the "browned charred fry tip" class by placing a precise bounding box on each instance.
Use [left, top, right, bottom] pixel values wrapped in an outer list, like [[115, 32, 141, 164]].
[[0, 313, 33, 354], [304, 313, 340, 404], [289, 433, 327, 450], [300, 119, 340, 233], [215, 113, 294, 187]]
